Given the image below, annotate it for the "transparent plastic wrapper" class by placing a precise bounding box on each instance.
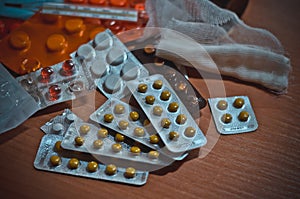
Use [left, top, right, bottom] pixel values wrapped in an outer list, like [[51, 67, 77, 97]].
[[0, 63, 39, 134], [34, 134, 149, 185], [71, 29, 149, 99], [145, 0, 291, 93], [126, 74, 207, 153], [208, 96, 258, 134], [90, 98, 205, 160], [61, 122, 174, 171]]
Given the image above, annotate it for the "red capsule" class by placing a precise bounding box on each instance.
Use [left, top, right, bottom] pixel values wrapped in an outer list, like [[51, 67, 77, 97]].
[[48, 85, 61, 101], [62, 59, 75, 76], [41, 67, 54, 81]]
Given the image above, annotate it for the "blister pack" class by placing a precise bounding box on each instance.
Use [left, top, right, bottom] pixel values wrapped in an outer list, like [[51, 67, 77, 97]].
[[34, 134, 149, 185], [208, 96, 258, 134], [0, 64, 40, 134], [90, 98, 205, 160], [40, 109, 78, 135], [16, 58, 93, 109], [61, 121, 173, 171], [71, 29, 149, 98], [126, 74, 207, 153]]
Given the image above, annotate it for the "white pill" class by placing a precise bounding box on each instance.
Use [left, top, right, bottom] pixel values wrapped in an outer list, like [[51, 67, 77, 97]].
[[76, 44, 96, 61], [52, 123, 64, 133]]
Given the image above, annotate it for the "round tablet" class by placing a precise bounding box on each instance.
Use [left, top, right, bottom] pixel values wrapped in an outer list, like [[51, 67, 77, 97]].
[[46, 34, 67, 52], [93, 32, 112, 50], [217, 100, 228, 110], [76, 44, 95, 61], [104, 113, 114, 123], [144, 44, 155, 54], [168, 102, 179, 112], [115, 133, 125, 142], [169, 131, 179, 141], [93, 139, 104, 149], [105, 164, 117, 176], [124, 167, 136, 178], [75, 136, 84, 146], [161, 118, 171, 128], [65, 19, 84, 34], [221, 113, 232, 124], [118, 120, 129, 130], [52, 123, 64, 133], [129, 111, 140, 121], [79, 124, 90, 134], [54, 141, 62, 151], [152, 80, 163, 89], [176, 114, 187, 125], [9, 31, 30, 50], [133, 127, 145, 137], [114, 104, 125, 114], [148, 151, 159, 159], [50, 155, 61, 166], [111, 143, 122, 152], [145, 95, 155, 105], [98, 128, 108, 138], [238, 111, 249, 122], [233, 98, 245, 109], [137, 83, 147, 93], [149, 134, 160, 144], [90, 58, 108, 77], [121, 62, 139, 81], [160, 90, 171, 101], [184, 127, 196, 138], [153, 106, 163, 116], [106, 48, 126, 66], [68, 158, 80, 169], [130, 146, 141, 156], [66, 113, 77, 123], [103, 74, 122, 94], [87, 161, 98, 172]]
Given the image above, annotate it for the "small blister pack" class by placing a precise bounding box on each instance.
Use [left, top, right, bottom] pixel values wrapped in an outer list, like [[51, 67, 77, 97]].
[[90, 98, 204, 160], [16, 58, 93, 109], [71, 29, 149, 98], [208, 96, 258, 134], [126, 74, 207, 153], [34, 134, 149, 185], [61, 121, 173, 171], [40, 109, 78, 136]]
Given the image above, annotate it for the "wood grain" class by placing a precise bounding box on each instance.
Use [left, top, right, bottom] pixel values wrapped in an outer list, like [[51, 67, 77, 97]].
[[1, 0, 299, 198]]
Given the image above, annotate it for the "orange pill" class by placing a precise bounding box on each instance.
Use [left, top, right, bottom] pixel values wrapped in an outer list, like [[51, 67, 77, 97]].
[[46, 34, 67, 52], [65, 19, 84, 34], [9, 31, 30, 50], [110, 0, 127, 7]]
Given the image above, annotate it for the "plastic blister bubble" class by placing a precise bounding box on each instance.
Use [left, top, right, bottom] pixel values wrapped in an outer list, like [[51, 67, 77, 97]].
[[34, 134, 149, 185], [208, 96, 258, 134], [126, 74, 207, 153]]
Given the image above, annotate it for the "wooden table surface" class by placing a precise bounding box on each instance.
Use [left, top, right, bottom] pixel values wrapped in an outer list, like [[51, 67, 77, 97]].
[[1, 0, 299, 198]]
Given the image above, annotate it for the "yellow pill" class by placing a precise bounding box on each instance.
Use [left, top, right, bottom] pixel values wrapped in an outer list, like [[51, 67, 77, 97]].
[[184, 127, 196, 138], [87, 161, 98, 172], [118, 120, 129, 130], [111, 143, 122, 152], [145, 95, 155, 105], [137, 83, 147, 93], [133, 127, 145, 137], [238, 111, 249, 122], [46, 34, 67, 52], [79, 124, 90, 134], [65, 19, 84, 34], [50, 155, 61, 166], [93, 139, 103, 149], [176, 114, 187, 125], [115, 133, 125, 142], [217, 100, 228, 110], [105, 164, 117, 176], [129, 111, 140, 121], [74, 136, 84, 146], [153, 106, 163, 116], [98, 128, 108, 138], [168, 102, 179, 112], [114, 104, 125, 114], [149, 134, 160, 144], [233, 98, 245, 109], [104, 114, 114, 123], [68, 158, 80, 169], [130, 146, 141, 156], [148, 151, 160, 159], [221, 113, 232, 124], [169, 131, 179, 141], [124, 167, 136, 178], [161, 118, 171, 128], [160, 90, 171, 101], [152, 80, 163, 89], [54, 141, 62, 152]]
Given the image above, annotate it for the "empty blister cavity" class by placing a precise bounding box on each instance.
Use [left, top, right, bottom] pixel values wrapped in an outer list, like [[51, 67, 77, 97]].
[[61, 121, 173, 171], [34, 134, 148, 185], [208, 96, 258, 134], [126, 74, 207, 153]]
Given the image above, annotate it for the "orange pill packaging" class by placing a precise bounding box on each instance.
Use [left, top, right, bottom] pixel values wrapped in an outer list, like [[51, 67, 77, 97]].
[[126, 74, 207, 153], [61, 121, 173, 171], [34, 134, 149, 185], [208, 96, 258, 134], [72, 29, 149, 98]]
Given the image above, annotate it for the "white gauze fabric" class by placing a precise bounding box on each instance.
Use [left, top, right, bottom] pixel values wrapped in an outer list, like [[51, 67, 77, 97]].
[[145, 0, 291, 93]]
